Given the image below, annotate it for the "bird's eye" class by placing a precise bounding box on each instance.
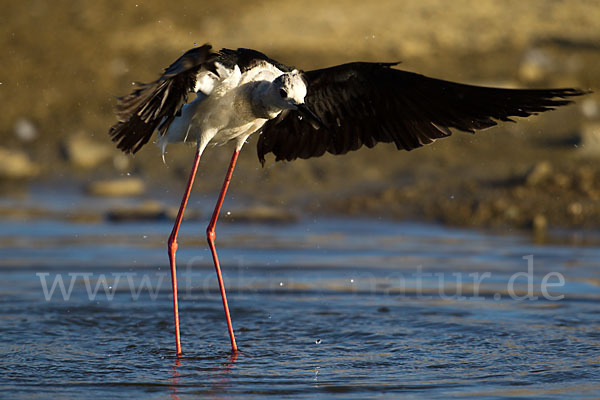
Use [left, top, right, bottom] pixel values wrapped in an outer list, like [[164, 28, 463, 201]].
[[279, 88, 288, 98]]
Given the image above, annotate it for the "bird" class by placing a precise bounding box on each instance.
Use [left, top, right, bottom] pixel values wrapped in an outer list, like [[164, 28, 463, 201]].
[[108, 43, 588, 355]]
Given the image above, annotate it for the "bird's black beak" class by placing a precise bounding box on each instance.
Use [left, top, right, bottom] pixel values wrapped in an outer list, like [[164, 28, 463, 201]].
[[296, 103, 326, 130]]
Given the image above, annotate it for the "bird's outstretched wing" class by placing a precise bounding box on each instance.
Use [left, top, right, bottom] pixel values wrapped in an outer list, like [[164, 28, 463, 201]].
[[257, 62, 588, 164], [109, 45, 214, 153]]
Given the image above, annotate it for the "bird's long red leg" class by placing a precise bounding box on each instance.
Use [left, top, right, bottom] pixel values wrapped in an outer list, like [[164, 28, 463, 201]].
[[206, 150, 240, 352], [168, 150, 202, 356]]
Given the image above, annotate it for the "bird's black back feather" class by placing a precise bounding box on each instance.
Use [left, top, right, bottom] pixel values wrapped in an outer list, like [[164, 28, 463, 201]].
[[257, 62, 588, 164], [216, 48, 295, 74]]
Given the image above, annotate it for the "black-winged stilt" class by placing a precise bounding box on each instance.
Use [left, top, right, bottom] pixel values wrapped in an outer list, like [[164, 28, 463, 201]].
[[108, 44, 587, 355]]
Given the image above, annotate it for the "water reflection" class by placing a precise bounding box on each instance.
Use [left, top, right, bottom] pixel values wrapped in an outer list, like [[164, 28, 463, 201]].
[[169, 357, 181, 400], [169, 352, 239, 399], [211, 352, 239, 395]]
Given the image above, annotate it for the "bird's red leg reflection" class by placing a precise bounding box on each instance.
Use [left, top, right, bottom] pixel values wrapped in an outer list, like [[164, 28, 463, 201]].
[[169, 357, 182, 400], [169, 352, 239, 399]]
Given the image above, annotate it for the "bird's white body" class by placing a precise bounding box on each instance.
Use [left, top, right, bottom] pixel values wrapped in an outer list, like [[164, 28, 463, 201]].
[[159, 61, 306, 158]]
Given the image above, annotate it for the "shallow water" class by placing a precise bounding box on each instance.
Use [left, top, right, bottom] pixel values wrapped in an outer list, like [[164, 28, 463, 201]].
[[1, 193, 599, 399]]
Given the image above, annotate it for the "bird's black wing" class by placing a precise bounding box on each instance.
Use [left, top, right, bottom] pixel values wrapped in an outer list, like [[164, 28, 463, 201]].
[[257, 62, 588, 164], [109, 45, 214, 153]]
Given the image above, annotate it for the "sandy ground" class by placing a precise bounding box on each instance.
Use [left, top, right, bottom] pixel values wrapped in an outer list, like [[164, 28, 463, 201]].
[[1, 0, 600, 232]]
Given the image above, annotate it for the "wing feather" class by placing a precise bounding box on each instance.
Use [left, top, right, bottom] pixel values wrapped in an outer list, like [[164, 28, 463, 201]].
[[257, 62, 588, 164], [109, 45, 214, 153]]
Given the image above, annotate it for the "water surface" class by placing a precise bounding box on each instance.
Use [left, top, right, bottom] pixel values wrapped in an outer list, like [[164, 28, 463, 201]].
[[1, 199, 599, 399]]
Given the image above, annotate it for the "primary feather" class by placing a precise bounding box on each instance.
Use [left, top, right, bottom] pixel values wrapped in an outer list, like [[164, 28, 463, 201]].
[[257, 62, 587, 163]]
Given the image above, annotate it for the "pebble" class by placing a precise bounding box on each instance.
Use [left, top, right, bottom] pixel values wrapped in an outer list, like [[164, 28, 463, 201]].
[[13, 118, 38, 142], [222, 205, 298, 224], [0, 147, 39, 179], [578, 122, 600, 156], [62, 134, 113, 169], [86, 177, 145, 197], [532, 214, 548, 231], [525, 161, 553, 186], [106, 200, 166, 222]]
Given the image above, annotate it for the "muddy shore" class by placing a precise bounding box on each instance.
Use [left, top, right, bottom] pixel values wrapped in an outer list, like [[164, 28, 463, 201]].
[[1, 0, 599, 233]]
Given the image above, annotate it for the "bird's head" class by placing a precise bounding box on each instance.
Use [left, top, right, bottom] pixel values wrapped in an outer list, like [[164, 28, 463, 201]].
[[271, 72, 307, 108], [270, 71, 324, 129]]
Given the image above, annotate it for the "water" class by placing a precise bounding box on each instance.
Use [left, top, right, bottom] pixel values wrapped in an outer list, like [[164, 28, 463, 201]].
[[1, 195, 599, 398]]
